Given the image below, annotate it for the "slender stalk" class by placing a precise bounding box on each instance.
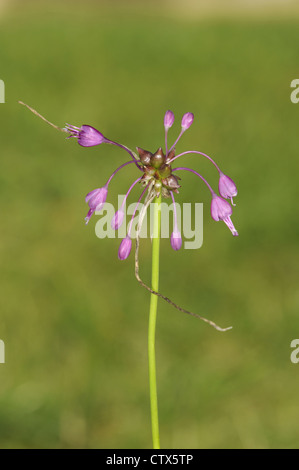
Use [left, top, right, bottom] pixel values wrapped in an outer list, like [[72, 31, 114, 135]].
[[148, 190, 162, 449]]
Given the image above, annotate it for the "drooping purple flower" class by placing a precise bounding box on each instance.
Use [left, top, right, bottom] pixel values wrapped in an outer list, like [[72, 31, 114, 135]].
[[66, 124, 107, 147], [218, 172, 238, 205], [171, 230, 182, 251], [181, 112, 194, 131], [210, 193, 238, 236], [85, 185, 108, 224], [118, 236, 132, 260]]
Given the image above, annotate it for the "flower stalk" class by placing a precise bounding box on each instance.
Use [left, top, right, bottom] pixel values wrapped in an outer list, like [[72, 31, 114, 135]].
[[148, 191, 162, 449]]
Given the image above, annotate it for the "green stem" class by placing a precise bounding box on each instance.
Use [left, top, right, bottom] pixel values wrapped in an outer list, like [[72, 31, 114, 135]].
[[148, 190, 162, 449]]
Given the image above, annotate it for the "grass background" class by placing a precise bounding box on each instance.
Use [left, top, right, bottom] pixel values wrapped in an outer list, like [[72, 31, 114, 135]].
[[0, 0, 299, 448]]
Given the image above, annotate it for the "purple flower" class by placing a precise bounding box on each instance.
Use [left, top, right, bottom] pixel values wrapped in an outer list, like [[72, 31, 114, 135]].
[[85, 185, 108, 224], [171, 230, 182, 251], [66, 124, 107, 147], [118, 236, 132, 260], [218, 172, 238, 205], [75, 109, 238, 258], [164, 110, 175, 130], [181, 112, 194, 131], [210, 194, 238, 236]]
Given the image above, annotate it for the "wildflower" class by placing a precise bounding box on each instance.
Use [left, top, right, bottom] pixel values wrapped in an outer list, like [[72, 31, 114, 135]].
[[84, 161, 135, 224], [19, 101, 237, 336], [181, 112, 194, 131], [85, 185, 108, 224], [67, 109, 238, 245], [118, 236, 132, 260], [20, 102, 239, 250], [210, 193, 239, 236], [65, 124, 107, 147], [171, 231, 182, 251], [218, 172, 238, 205], [164, 110, 175, 130]]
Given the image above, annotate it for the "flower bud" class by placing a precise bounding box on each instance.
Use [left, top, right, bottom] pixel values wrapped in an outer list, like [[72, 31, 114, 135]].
[[171, 230, 182, 251], [181, 112, 194, 131], [158, 163, 172, 178], [166, 148, 176, 162], [118, 236, 132, 260], [164, 110, 175, 130], [150, 147, 165, 169], [218, 172, 238, 205], [162, 175, 180, 191], [136, 147, 152, 166]]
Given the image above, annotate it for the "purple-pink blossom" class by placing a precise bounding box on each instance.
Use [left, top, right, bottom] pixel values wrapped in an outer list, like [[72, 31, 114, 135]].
[[85, 185, 108, 224], [118, 236, 132, 260], [218, 172, 238, 205], [164, 110, 175, 130], [66, 124, 107, 147], [171, 231, 182, 251], [210, 193, 238, 236], [64, 109, 238, 257], [181, 112, 194, 131]]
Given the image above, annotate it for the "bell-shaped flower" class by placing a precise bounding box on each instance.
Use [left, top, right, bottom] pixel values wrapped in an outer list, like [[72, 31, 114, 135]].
[[118, 236, 132, 260], [218, 172, 238, 205], [170, 230, 182, 251], [85, 185, 108, 224], [66, 124, 107, 147], [211, 193, 238, 236]]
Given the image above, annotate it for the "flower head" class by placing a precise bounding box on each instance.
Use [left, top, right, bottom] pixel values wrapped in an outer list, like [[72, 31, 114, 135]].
[[67, 109, 239, 255]]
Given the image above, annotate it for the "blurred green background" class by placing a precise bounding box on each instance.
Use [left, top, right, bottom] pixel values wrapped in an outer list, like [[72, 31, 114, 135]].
[[1, 0, 299, 449]]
